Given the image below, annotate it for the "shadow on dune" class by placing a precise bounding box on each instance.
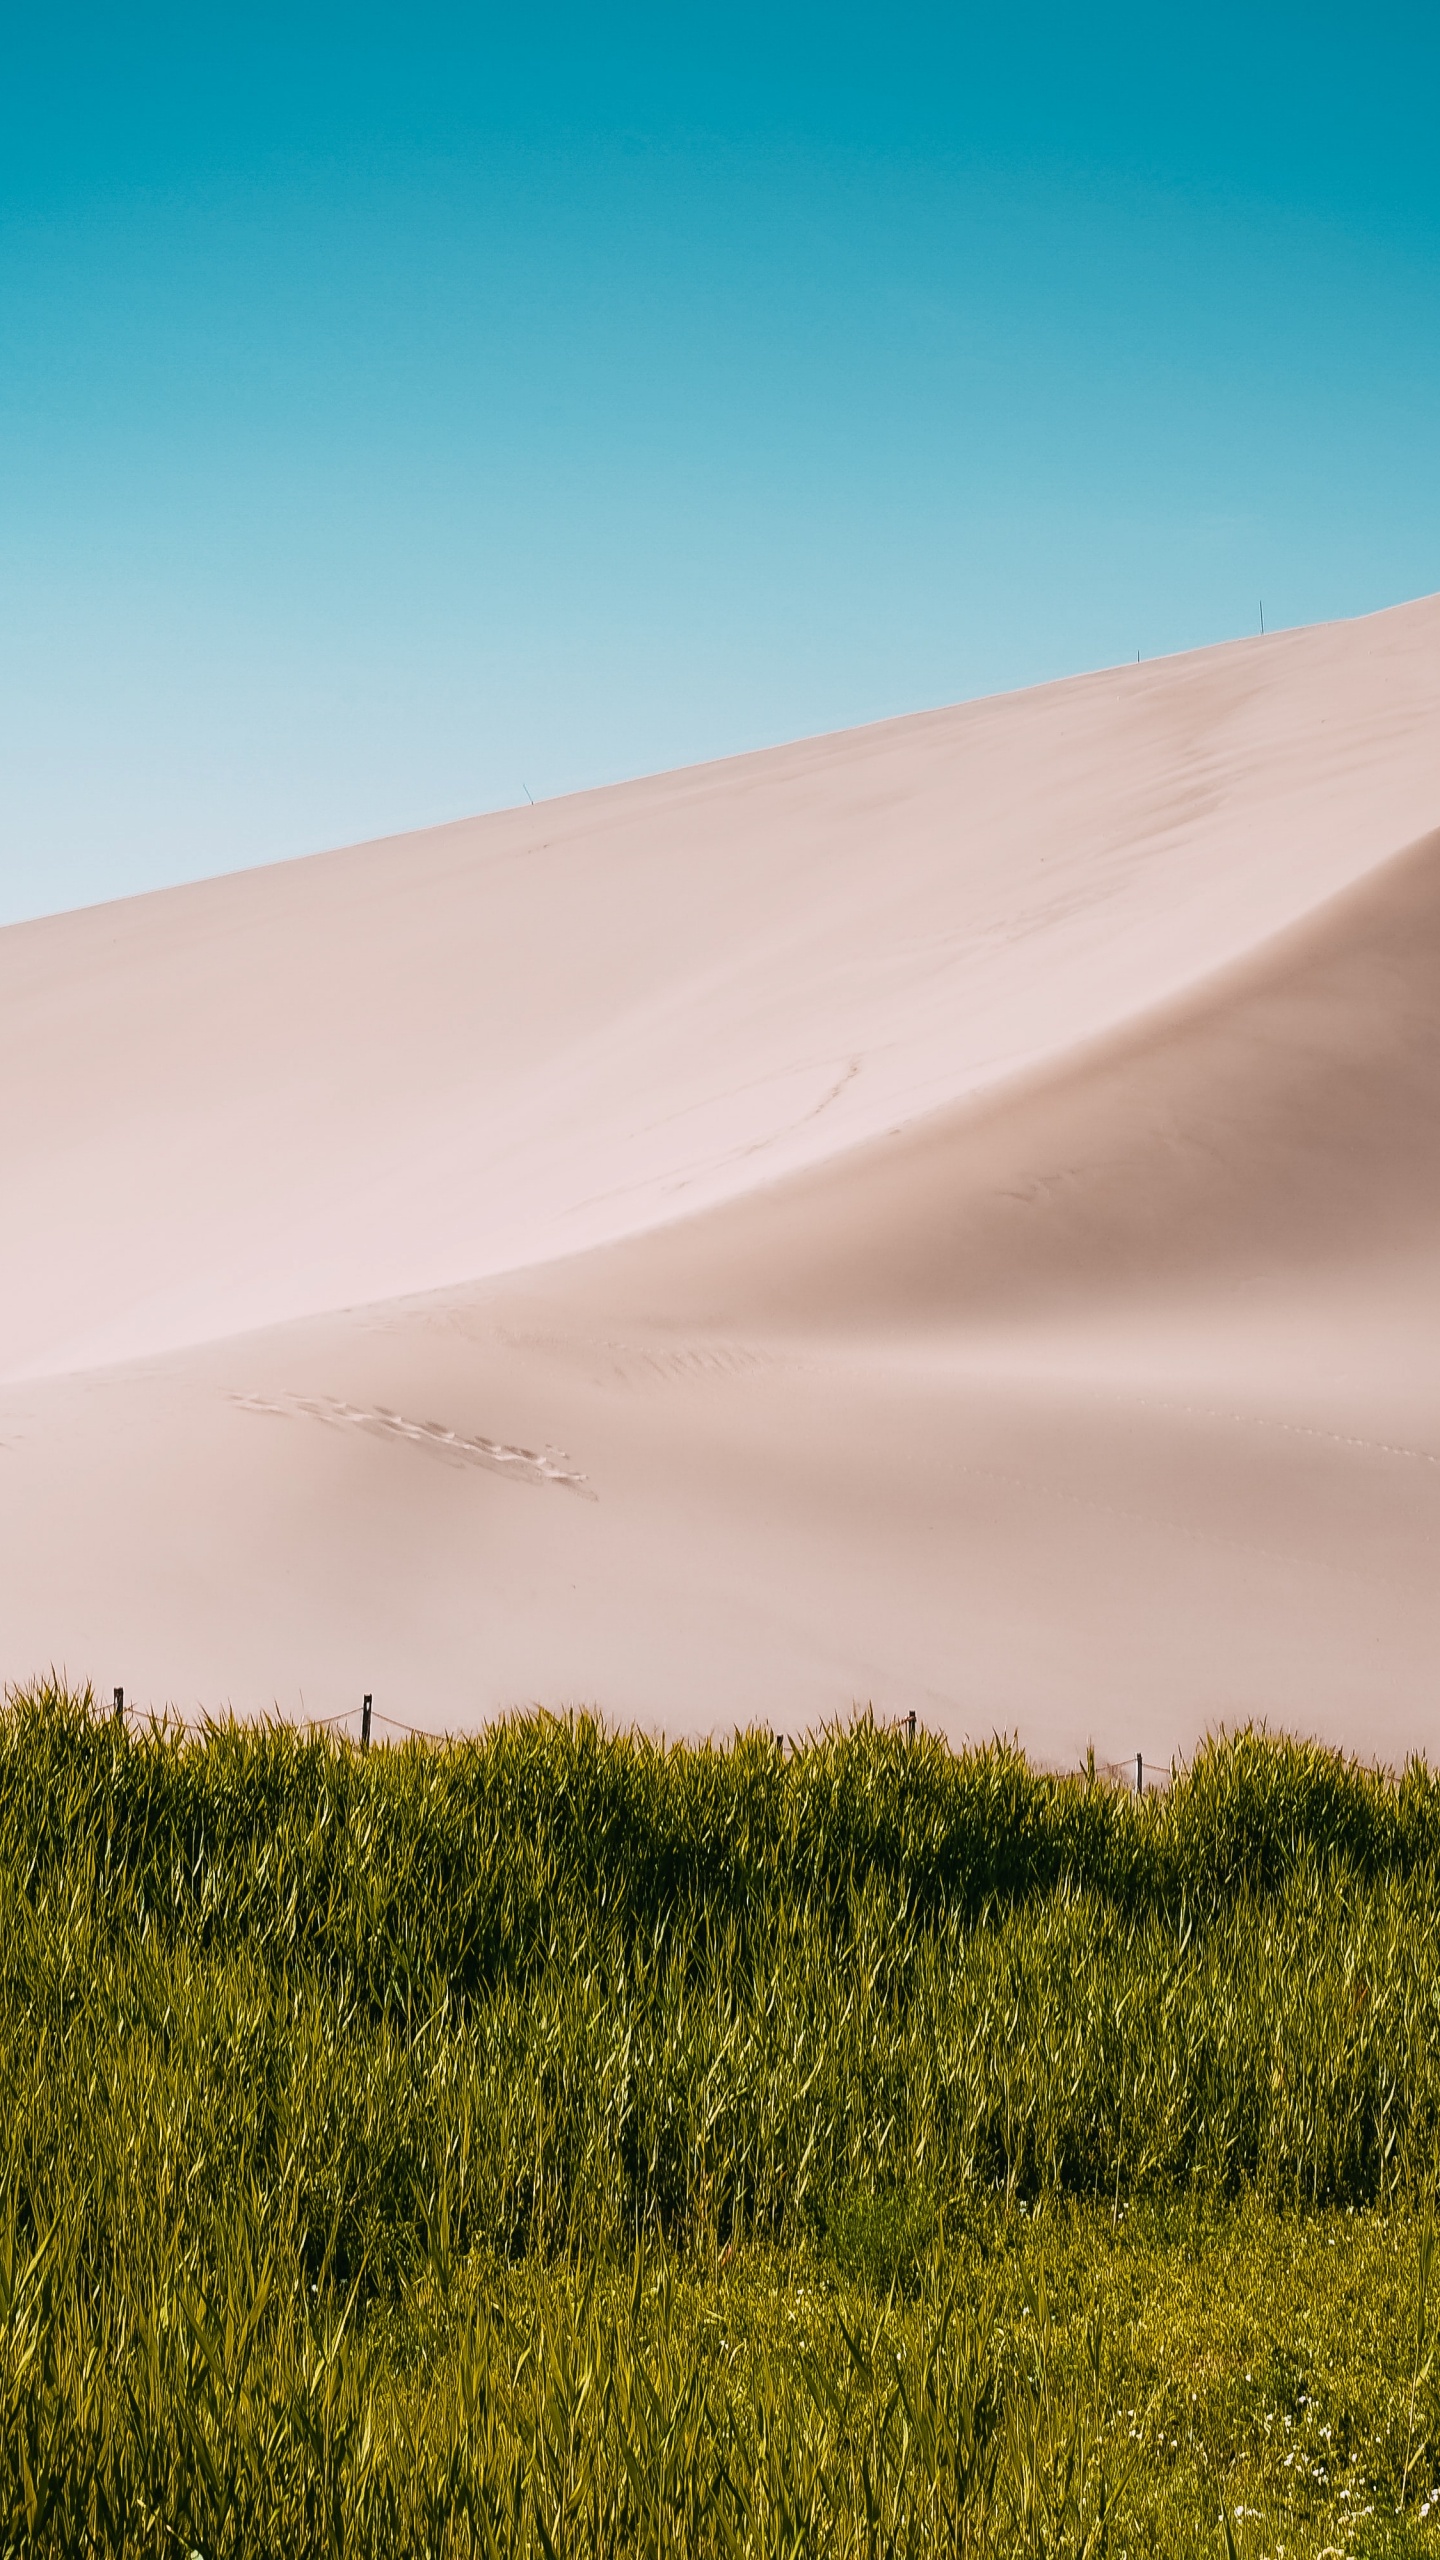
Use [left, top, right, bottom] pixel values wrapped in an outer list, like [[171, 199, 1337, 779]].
[[583, 824, 1440, 1343]]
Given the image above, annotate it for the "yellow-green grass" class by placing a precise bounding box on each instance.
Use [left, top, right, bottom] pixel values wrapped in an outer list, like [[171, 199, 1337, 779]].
[[2, 1683, 1439, 2555]]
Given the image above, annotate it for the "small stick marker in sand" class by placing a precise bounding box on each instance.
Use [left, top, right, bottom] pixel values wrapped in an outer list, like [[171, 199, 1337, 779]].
[[1137, 1751, 1144, 1794], [906, 1710, 916, 1746], [361, 1693, 372, 1752], [113, 1687, 123, 1720]]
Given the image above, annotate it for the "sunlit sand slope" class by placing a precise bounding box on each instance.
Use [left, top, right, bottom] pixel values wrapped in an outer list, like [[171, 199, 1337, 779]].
[[3, 597, 1439, 1760]]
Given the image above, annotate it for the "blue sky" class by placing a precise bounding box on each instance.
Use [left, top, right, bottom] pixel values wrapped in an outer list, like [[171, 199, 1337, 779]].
[[3, 3, 1438, 920]]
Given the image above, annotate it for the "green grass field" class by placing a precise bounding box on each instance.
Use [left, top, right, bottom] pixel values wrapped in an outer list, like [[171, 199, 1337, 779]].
[[3, 1685, 1439, 2556]]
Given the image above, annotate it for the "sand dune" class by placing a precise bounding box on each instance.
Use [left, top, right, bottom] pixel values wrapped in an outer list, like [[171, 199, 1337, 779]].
[[3, 597, 1440, 1761]]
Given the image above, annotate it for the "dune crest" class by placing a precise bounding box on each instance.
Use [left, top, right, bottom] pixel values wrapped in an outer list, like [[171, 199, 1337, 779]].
[[598, 818, 1440, 1357], [3, 596, 1440, 1758]]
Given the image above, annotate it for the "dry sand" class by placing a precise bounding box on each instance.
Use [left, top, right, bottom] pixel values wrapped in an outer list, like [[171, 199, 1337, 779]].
[[3, 595, 1439, 1763]]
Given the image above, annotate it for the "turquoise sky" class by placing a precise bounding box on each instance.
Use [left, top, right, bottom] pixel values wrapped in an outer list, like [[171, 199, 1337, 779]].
[[3, 4, 1438, 919]]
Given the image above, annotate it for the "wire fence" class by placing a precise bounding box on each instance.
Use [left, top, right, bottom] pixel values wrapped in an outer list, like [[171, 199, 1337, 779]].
[[101, 1687, 1172, 1782], [104, 1687, 455, 1747]]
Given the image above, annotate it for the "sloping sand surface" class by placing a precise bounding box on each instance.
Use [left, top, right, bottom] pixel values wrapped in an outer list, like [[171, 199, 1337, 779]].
[[3, 597, 1439, 1762]]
